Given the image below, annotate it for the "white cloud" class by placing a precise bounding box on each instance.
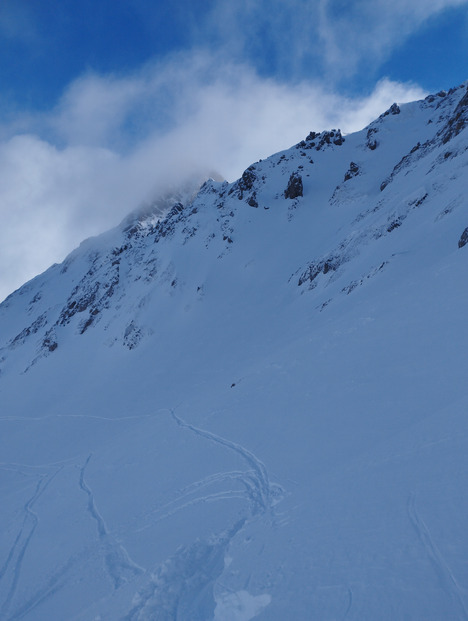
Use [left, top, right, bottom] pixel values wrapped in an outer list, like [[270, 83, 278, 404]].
[[316, 0, 468, 75], [0, 53, 426, 302], [2, 0, 467, 302], [52, 73, 146, 148], [198, 0, 468, 80]]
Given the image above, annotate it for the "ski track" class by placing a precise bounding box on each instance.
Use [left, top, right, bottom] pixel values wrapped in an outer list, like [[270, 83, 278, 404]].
[[169, 409, 284, 516], [137, 491, 247, 532], [0, 457, 78, 475], [137, 470, 255, 532], [0, 414, 154, 422], [177, 470, 251, 499], [124, 411, 285, 620], [8, 557, 76, 621], [79, 454, 144, 590], [0, 468, 61, 620], [342, 587, 353, 620], [407, 492, 468, 620]]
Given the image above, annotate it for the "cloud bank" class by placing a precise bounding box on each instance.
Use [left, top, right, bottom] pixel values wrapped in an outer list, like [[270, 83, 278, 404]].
[[3, 0, 466, 301], [0, 54, 426, 302], [200, 0, 468, 80]]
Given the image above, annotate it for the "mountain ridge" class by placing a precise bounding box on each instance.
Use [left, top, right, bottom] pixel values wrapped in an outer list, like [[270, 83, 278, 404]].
[[0, 81, 467, 621], [2, 81, 467, 365]]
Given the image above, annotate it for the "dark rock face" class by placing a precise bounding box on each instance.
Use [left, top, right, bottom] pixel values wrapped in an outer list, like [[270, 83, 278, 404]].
[[330, 130, 344, 146], [381, 103, 401, 118], [440, 86, 468, 145], [284, 172, 303, 199], [247, 192, 259, 208], [458, 227, 468, 248], [239, 166, 257, 193], [123, 321, 143, 350], [297, 254, 342, 287], [366, 128, 379, 150], [296, 129, 344, 151], [296, 131, 318, 150], [232, 165, 258, 201], [344, 162, 360, 181], [317, 129, 344, 149], [386, 217, 404, 233], [42, 329, 58, 352], [425, 91, 447, 104], [9, 313, 47, 348]]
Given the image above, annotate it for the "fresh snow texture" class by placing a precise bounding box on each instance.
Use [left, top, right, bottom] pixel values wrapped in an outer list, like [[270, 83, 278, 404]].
[[0, 82, 468, 620]]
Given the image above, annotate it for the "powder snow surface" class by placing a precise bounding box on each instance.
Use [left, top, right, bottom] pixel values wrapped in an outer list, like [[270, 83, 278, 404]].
[[0, 84, 468, 620]]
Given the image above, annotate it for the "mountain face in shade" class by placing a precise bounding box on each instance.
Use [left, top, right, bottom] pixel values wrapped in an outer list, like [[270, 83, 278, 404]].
[[0, 82, 467, 621]]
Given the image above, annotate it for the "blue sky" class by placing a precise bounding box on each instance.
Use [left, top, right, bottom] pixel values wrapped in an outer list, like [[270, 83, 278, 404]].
[[0, 0, 467, 300], [2, 0, 467, 110], [1, 0, 467, 108]]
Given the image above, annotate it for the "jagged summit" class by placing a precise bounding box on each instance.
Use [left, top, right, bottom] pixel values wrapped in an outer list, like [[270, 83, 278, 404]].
[[0, 83, 467, 621], [120, 171, 225, 233], [2, 81, 467, 371]]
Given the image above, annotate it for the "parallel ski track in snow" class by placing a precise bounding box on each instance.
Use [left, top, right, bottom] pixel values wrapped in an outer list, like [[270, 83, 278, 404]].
[[7, 557, 76, 621], [124, 411, 285, 620], [0, 414, 155, 422], [79, 455, 144, 590], [169, 409, 284, 517], [135, 468, 258, 533], [0, 468, 61, 620], [407, 492, 468, 620]]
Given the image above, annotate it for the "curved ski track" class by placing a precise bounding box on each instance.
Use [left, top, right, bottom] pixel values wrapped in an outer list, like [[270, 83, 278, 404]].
[[407, 492, 468, 620], [123, 410, 285, 620], [0, 468, 61, 620], [169, 409, 284, 517], [79, 455, 144, 590]]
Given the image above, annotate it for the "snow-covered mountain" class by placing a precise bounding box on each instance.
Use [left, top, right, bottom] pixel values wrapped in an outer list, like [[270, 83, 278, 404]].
[[1, 82, 467, 621]]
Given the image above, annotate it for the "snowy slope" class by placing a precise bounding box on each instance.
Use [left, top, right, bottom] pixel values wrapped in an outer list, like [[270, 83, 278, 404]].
[[0, 82, 468, 621]]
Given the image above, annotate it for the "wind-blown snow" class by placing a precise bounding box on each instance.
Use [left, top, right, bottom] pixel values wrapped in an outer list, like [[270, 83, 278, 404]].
[[0, 82, 467, 620]]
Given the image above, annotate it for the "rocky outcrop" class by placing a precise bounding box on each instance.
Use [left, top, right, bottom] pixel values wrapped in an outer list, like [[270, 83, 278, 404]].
[[296, 129, 344, 151], [439, 86, 468, 145], [366, 127, 379, 150], [284, 172, 303, 199], [380, 102, 400, 118], [344, 162, 360, 181], [458, 227, 468, 248], [1, 81, 467, 375], [9, 313, 48, 348], [297, 253, 345, 288]]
